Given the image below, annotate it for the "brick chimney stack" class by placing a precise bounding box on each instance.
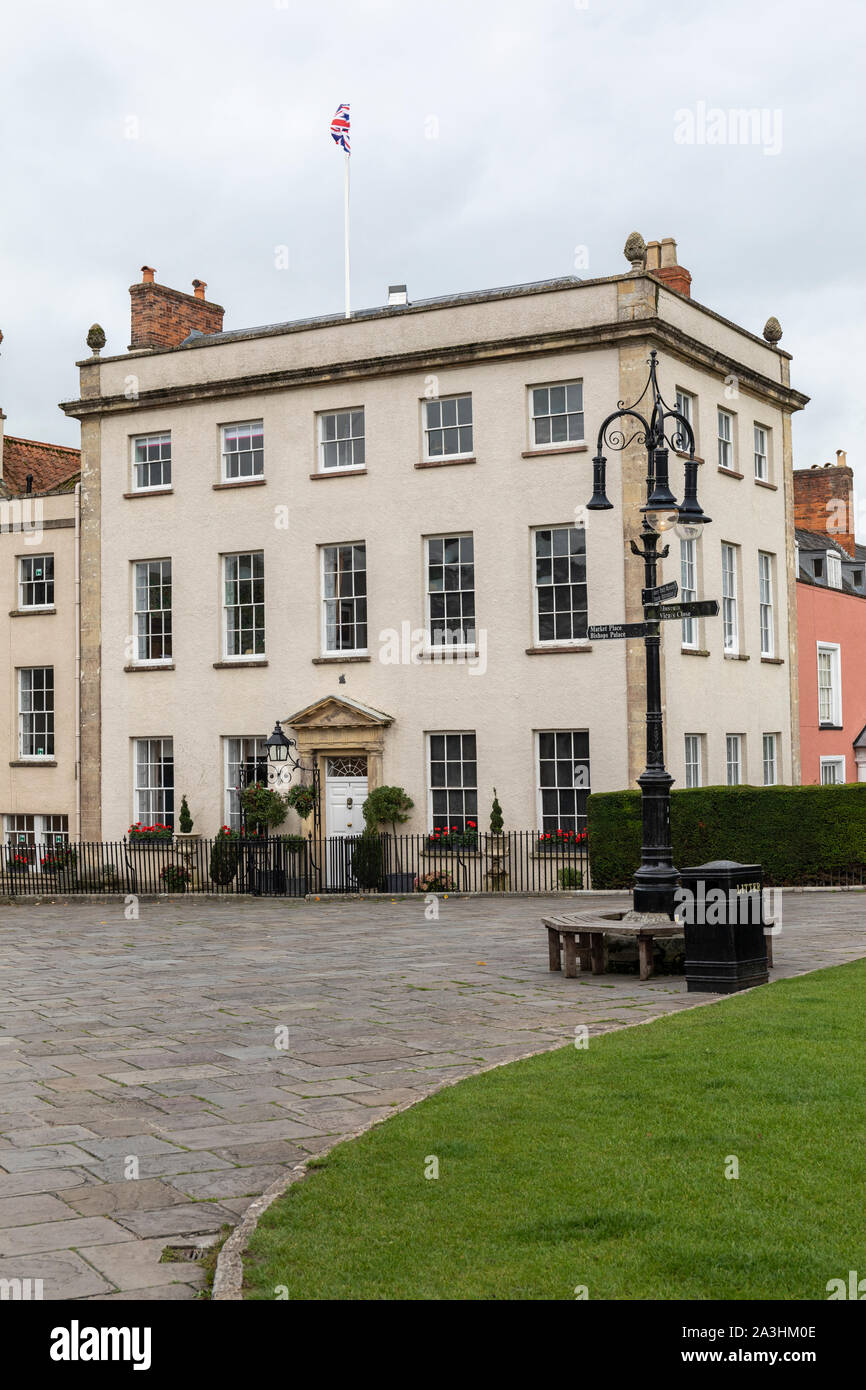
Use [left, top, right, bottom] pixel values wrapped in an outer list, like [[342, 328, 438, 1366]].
[[129, 267, 225, 350], [645, 237, 692, 298], [793, 457, 856, 557]]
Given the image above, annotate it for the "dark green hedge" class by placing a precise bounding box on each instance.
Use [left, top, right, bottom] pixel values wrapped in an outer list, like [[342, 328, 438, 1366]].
[[587, 784, 866, 888]]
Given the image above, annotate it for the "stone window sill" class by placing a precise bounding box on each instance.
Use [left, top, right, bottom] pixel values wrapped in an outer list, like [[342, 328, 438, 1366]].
[[755, 478, 778, 491], [525, 644, 592, 655], [415, 457, 476, 469], [9, 759, 57, 768], [717, 467, 744, 480], [309, 468, 368, 480], [123, 488, 173, 499], [312, 655, 371, 664], [761, 656, 784, 665], [520, 445, 588, 459], [819, 723, 843, 731], [213, 478, 266, 490], [724, 652, 750, 661], [124, 663, 175, 672], [675, 451, 705, 465], [9, 607, 56, 618], [213, 659, 269, 669], [682, 647, 710, 657]]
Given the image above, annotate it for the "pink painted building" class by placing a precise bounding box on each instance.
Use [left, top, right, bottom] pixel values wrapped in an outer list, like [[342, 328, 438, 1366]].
[[795, 460, 866, 784]]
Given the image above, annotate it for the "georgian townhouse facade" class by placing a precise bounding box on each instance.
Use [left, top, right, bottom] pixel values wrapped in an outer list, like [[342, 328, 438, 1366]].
[[60, 240, 807, 843], [0, 413, 80, 853], [793, 458, 866, 784]]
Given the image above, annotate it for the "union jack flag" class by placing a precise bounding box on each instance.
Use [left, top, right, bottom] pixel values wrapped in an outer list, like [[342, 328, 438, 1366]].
[[330, 103, 350, 154]]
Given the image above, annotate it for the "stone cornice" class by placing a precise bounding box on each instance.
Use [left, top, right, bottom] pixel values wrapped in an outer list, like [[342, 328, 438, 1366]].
[[60, 315, 809, 421]]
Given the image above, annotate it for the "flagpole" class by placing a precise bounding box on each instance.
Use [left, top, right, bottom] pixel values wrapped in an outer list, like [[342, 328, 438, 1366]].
[[344, 150, 351, 319]]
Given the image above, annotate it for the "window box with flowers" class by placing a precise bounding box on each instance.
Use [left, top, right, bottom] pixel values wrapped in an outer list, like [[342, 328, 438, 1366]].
[[6, 850, 32, 880], [126, 823, 175, 890], [425, 822, 479, 852]]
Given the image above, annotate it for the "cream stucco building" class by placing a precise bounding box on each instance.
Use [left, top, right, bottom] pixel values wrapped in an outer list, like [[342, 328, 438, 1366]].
[[60, 239, 807, 845], [0, 413, 80, 855]]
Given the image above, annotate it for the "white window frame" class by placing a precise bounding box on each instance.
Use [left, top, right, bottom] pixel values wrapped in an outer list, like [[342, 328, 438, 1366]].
[[423, 394, 473, 462], [426, 535, 475, 652], [132, 559, 172, 665], [722, 543, 739, 654], [223, 736, 268, 831], [529, 381, 584, 449], [133, 737, 174, 827], [221, 420, 264, 481], [533, 525, 588, 647], [320, 543, 368, 656], [826, 551, 843, 590], [684, 734, 703, 788], [762, 734, 778, 786], [675, 389, 696, 451], [3, 813, 69, 865], [536, 730, 590, 834], [717, 409, 735, 472], [817, 642, 842, 727], [680, 537, 698, 648], [725, 734, 742, 786], [426, 731, 478, 833], [223, 551, 265, 660], [754, 424, 769, 481], [18, 667, 54, 760], [131, 432, 171, 492], [317, 408, 365, 473], [758, 552, 774, 658], [18, 554, 54, 610], [820, 755, 845, 785]]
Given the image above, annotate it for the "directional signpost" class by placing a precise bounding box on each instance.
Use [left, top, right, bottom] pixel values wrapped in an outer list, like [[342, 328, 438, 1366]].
[[642, 580, 678, 606], [655, 599, 719, 621], [587, 621, 650, 641], [588, 600, 718, 641]]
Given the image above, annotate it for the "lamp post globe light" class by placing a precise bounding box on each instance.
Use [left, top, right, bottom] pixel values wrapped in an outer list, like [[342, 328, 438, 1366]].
[[586, 349, 712, 918]]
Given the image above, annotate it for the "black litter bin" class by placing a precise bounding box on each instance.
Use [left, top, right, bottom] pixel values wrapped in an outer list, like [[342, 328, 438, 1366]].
[[678, 860, 769, 994]]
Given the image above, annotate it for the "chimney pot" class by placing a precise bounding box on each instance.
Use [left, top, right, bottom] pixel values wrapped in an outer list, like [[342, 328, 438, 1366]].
[[645, 240, 661, 271], [837, 449, 847, 467], [141, 266, 156, 283], [659, 237, 678, 268], [192, 279, 207, 300]]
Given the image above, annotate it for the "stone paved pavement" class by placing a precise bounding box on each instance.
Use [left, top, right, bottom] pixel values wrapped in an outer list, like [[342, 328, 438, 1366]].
[[1, 891, 865, 1300]]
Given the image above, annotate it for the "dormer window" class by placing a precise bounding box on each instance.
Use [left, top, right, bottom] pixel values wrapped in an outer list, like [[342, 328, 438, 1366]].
[[813, 558, 824, 580], [826, 552, 842, 590]]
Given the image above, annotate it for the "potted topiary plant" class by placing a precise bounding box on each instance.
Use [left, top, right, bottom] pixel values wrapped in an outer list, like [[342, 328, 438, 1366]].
[[351, 826, 385, 892], [173, 795, 201, 886], [239, 783, 290, 892], [279, 833, 309, 897], [362, 785, 415, 892], [210, 826, 240, 886], [485, 788, 509, 890]]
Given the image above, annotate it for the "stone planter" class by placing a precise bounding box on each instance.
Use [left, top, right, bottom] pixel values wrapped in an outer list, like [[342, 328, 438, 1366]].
[[484, 834, 510, 890], [173, 832, 202, 889]]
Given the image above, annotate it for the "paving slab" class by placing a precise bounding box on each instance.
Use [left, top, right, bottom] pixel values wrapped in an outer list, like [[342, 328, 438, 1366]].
[[1, 890, 864, 1300]]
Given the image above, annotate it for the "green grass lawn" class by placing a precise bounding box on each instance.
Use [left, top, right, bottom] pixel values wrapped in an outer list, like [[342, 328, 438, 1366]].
[[243, 960, 866, 1300]]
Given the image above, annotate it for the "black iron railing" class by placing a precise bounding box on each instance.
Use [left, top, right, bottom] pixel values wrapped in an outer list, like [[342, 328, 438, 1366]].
[[1, 830, 590, 897]]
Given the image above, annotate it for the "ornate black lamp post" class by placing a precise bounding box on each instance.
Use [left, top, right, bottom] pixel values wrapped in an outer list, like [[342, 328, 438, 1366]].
[[586, 350, 711, 917]]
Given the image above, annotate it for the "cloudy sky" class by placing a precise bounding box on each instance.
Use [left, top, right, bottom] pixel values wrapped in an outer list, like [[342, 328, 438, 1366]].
[[1, 0, 863, 515]]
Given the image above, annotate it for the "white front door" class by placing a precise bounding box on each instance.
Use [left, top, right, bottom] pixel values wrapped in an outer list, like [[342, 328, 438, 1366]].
[[325, 757, 369, 890], [326, 775, 368, 836]]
